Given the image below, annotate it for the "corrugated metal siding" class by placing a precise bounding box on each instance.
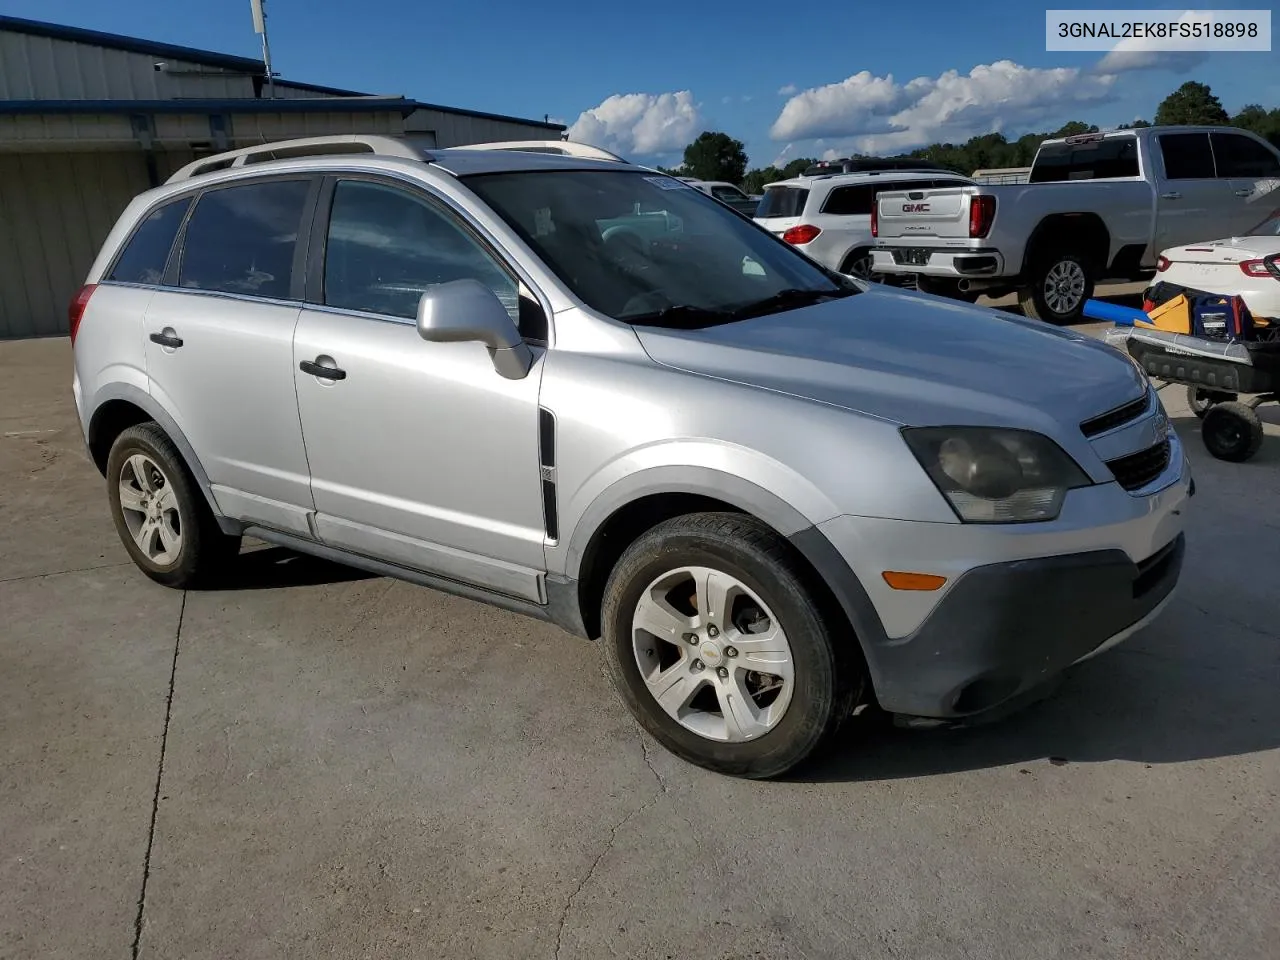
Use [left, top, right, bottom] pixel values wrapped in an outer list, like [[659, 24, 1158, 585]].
[[0, 29, 255, 99], [413, 110, 559, 147], [0, 150, 192, 338]]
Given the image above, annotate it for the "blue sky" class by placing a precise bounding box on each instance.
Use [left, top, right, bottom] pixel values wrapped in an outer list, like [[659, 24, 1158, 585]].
[[6, 1, 1278, 166]]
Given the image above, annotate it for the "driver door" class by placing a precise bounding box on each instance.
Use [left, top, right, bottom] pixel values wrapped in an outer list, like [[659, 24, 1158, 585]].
[[292, 177, 548, 601]]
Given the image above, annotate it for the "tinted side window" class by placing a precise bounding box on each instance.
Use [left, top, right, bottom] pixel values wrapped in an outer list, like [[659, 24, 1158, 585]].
[[1159, 133, 1215, 179], [323, 180, 518, 324], [820, 184, 875, 216], [108, 197, 191, 284], [178, 179, 310, 299], [1211, 133, 1280, 178], [756, 187, 808, 218], [711, 186, 743, 201], [1029, 138, 1139, 182]]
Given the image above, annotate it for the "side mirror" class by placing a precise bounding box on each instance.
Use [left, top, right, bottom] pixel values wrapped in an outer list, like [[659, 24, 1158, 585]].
[[416, 279, 534, 380]]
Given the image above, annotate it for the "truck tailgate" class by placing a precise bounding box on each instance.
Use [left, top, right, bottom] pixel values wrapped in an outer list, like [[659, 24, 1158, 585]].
[[875, 186, 973, 241]]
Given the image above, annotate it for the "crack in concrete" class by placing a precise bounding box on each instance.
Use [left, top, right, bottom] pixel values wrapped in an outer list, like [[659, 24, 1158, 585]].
[[552, 734, 669, 960], [1179, 599, 1280, 642], [130, 590, 186, 960], [0, 561, 131, 585]]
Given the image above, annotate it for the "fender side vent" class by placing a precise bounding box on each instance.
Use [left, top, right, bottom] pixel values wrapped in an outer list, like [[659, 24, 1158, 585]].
[[539, 408, 558, 541]]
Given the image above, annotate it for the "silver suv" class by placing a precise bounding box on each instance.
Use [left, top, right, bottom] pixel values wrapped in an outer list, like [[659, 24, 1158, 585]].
[[73, 135, 1190, 778]]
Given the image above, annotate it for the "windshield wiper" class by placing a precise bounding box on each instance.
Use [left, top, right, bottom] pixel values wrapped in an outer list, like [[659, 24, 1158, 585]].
[[624, 304, 736, 329], [728, 287, 846, 320]]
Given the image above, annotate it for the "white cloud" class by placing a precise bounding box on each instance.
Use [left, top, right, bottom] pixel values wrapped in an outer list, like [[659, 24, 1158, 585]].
[[1094, 9, 1211, 74], [721, 95, 733, 104], [1095, 48, 1208, 74], [567, 91, 701, 157], [777, 83, 798, 96], [770, 60, 1117, 154]]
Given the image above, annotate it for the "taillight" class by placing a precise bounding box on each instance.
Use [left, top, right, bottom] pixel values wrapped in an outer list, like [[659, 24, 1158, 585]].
[[782, 224, 821, 245], [968, 196, 996, 239], [1240, 259, 1270, 276], [1156, 255, 1171, 272], [68, 284, 97, 345], [870, 203, 878, 237]]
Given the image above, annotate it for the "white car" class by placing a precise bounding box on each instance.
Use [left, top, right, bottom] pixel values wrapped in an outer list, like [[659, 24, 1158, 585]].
[[678, 179, 760, 215], [755, 168, 974, 281], [1154, 211, 1280, 320]]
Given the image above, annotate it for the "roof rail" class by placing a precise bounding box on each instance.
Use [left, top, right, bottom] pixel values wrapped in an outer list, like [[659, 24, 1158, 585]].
[[801, 157, 947, 177], [166, 134, 432, 183], [454, 140, 627, 162]]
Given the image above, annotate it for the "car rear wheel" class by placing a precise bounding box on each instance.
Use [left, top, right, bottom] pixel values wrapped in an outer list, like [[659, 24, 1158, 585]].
[[601, 512, 863, 779], [841, 249, 883, 284], [106, 423, 241, 587], [1019, 250, 1095, 324]]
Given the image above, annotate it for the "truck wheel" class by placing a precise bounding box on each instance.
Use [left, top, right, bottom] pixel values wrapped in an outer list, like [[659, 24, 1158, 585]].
[[1202, 401, 1264, 462], [1018, 250, 1095, 324], [601, 512, 864, 779], [1187, 386, 1237, 419], [106, 423, 241, 587], [915, 276, 980, 303]]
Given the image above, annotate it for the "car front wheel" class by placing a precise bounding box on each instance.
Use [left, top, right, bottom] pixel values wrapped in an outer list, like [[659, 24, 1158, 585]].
[[601, 513, 862, 779]]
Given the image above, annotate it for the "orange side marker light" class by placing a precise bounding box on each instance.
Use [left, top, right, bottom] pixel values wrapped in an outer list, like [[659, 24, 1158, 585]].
[[882, 571, 947, 591]]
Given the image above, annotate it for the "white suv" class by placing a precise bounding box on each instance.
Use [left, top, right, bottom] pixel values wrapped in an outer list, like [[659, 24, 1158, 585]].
[[755, 170, 974, 281]]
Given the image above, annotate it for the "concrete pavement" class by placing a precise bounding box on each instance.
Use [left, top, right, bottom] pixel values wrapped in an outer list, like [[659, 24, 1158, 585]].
[[2, 328, 1278, 960]]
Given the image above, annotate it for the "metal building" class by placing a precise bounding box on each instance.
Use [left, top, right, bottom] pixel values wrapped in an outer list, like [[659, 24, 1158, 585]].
[[0, 15, 565, 338]]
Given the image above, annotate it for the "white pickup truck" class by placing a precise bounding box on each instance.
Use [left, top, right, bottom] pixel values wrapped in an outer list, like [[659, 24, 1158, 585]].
[[870, 126, 1280, 322]]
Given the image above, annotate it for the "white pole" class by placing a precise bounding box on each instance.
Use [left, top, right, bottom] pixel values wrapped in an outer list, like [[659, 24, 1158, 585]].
[[250, 0, 274, 99]]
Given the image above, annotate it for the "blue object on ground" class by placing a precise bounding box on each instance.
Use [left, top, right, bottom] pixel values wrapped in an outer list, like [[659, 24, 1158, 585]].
[[1083, 299, 1147, 326]]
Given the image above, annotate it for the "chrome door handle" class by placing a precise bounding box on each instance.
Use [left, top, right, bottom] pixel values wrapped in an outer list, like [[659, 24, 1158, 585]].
[[1233, 188, 1253, 198], [1160, 192, 1183, 200]]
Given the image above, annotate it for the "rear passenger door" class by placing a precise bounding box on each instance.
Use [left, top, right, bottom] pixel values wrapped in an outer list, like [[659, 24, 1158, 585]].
[[1154, 133, 1233, 252], [1210, 131, 1280, 237], [144, 176, 319, 536]]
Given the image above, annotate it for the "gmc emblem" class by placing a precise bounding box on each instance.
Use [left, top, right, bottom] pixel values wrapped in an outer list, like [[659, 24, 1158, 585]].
[[902, 203, 930, 213]]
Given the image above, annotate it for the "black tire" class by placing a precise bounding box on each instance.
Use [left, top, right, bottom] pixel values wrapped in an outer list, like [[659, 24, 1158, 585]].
[[1201, 401, 1264, 463], [106, 423, 241, 587], [1017, 249, 1096, 324], [1187, 386, 1237, 419], [839, 248, 881, 283], [600, 512, 864, 779], [915, 276, 980, 303]]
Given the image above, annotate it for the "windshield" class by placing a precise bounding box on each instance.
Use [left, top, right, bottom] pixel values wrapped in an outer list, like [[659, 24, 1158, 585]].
[[464, 170, 852, 327]]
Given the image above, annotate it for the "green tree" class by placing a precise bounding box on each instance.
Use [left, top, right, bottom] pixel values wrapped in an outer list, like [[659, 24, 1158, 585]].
[[1154, 81, 1230, 126], [780, 157, 815, 178], [1231, 104, 1280, 146], [682, 131, 749, 184], [1049, 121, 1099, 138]]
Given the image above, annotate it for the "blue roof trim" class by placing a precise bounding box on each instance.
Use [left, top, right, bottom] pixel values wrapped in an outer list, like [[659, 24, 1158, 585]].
[[0, 15, 265, 73], [0, 98, 421, 116]]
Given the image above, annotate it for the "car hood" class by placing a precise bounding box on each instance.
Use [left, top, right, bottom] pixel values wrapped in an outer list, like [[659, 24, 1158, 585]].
[[634, 286, 1146, 430], [1165, 236, 1280, 263]]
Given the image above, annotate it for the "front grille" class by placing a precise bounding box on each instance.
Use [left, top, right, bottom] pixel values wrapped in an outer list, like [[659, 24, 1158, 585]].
[[1105, 439, 1171, 491], [1081, 394, 1150, 437]]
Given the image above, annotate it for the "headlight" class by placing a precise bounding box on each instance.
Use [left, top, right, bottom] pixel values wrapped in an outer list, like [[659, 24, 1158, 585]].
[[902, 427, 1091, 523]]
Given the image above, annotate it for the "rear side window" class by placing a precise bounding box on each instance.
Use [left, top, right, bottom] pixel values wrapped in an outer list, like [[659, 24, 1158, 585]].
[[820, 184, 876, 216], [1159, 133, 1215, 180], [756, 187, 809, 218], [1030, 138, 1140, 182], [1211, 133, 1280, 178], [108, 198, 191, 285], [711, 185, 744, 201], [178, 179, 311, 299], [323, 180, 519, 325]]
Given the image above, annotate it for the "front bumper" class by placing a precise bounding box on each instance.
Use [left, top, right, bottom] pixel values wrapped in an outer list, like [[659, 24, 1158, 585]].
[[871, 246, 1006, 278], [815, 446, 1191, 719], [866, 533, 1184, 718]]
